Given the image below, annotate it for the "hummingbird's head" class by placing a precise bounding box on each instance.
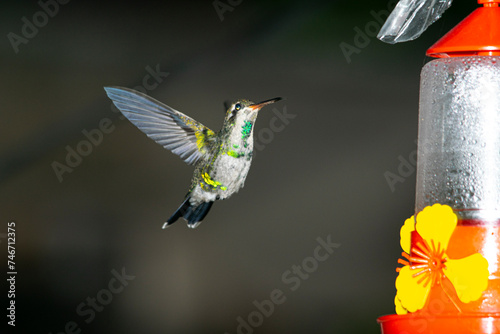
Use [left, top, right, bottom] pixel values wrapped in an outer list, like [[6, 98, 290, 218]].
[[225, 97, 282, 125]]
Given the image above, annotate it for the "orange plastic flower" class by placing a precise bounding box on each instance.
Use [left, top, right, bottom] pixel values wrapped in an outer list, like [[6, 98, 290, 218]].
[[394, 204, 489, 314]]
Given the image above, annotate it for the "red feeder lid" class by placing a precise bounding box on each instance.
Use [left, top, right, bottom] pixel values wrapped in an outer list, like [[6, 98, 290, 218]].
[[427, 0, 500, 57]]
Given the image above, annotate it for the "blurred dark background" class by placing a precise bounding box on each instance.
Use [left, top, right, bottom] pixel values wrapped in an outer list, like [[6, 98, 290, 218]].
[[0, 0, 478, 333]]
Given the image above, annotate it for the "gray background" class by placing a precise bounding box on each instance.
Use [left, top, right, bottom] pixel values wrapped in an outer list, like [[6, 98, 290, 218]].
[[1, 0, 477, 333]]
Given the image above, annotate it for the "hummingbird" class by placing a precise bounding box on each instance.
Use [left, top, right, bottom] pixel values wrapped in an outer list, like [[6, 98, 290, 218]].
[[104, 87, 282, 229]]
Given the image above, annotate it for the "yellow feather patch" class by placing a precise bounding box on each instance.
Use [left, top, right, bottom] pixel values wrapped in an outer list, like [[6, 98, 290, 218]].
[[195, 130, 215, 152], [201, 172, 226, 191]]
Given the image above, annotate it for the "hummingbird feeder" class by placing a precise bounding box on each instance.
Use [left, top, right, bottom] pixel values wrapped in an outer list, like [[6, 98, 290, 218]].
[[378, 0, 500, 333]]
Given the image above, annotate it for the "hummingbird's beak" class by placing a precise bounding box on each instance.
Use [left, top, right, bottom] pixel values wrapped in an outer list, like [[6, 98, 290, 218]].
[[249, 97, 282, 111]]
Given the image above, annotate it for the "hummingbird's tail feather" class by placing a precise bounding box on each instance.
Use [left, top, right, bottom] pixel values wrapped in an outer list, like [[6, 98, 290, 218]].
[[186, 201, 214, 229], [163, 195, 214, 229]]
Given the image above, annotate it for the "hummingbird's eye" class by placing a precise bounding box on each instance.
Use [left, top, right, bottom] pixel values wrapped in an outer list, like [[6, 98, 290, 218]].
[[234, 103, 241, 112]]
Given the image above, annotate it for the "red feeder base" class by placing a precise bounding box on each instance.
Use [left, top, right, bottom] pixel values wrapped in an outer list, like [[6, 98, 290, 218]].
[[378, 313, 500, 334]]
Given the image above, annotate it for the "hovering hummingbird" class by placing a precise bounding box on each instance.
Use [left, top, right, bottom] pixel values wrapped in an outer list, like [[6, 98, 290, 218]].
[[104, 87, 282, 229]]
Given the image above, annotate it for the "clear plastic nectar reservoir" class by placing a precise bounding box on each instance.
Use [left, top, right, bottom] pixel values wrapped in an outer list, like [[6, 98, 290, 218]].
[[416, 56, 500, 222]]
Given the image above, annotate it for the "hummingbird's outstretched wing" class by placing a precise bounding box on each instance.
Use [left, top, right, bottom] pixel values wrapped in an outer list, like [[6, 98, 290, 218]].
[[104, 86, 216, 165]]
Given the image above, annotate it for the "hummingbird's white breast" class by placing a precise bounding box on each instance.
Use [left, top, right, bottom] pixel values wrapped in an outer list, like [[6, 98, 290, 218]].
[[190, 116, 255, 205]]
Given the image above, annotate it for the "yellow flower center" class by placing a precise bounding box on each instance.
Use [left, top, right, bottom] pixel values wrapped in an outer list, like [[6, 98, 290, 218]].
[[398, 239, 447, 288]]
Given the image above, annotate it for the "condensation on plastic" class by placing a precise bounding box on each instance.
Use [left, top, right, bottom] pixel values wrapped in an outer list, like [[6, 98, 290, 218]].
[[416, 57, 500, 220], [377, 0, 453, 44]]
